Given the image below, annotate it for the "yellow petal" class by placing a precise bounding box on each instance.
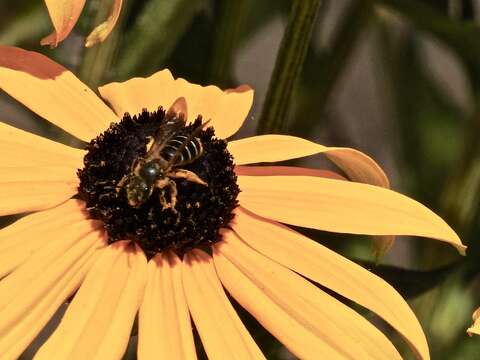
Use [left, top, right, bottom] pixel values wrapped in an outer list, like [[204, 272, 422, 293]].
[[138, 251, 196, 360], [0, 228, 104, 359], [229, 134, 395, 257], [0, 122, 85, 167], [98, 71, 254, 138], [41, 0, 86, 47], [0, 200, 88, 277], [36, 241, 147, 360], [182, 249, 265, 360], [238, 175, 465, 254], [467, 307, 480, 336], [214, 236, 402, 360], [229, 135, 389, 186], [235, 165, 346, 179], [85, 0, 123, 47], [0, 46, 117, 141], [0, 180, 78, 216], [232, 207, 430, 359]]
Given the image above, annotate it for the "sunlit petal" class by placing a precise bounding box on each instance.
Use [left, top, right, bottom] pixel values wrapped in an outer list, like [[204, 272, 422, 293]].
[[36, 241, 147, 360], [0, 227, 105, 359], [232, 207, 430, 359], [98, 71, 254, 138], [0, 200, 88, 277], [235, 165, 346, 179], [0, 46, 117, 141], [238, 175, 465, 254], [138, 251, 196, 360], [214, 236, 402, 360], [0, 179, 77, 216], [0, 122, 85, 167], [228, 135, 389, 187], [182, 249, 265, 360], [467, 307, 480, 336], [41, 0, 86, 47], [85, 0, 123, 48]]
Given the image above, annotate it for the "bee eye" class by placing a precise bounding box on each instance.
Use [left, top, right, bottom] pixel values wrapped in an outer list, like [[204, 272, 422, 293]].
[[140, 162, 159, 181]]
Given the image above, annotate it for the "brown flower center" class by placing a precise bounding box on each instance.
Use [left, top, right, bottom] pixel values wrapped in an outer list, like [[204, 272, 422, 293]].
[[77, 108, 239, 257]]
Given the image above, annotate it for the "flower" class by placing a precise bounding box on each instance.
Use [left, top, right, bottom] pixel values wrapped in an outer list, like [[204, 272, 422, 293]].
[[0, 46, 465, 360], [41, 0, 122, 48], [468, 308, 480, 336]]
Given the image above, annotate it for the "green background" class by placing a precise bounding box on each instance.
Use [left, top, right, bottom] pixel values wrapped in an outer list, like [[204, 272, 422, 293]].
[[1, 0, 480, 358]]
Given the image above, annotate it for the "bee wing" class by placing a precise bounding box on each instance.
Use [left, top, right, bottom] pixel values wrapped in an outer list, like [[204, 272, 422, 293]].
[[167, 97, 188, 120], [145, 98, 189, 159]]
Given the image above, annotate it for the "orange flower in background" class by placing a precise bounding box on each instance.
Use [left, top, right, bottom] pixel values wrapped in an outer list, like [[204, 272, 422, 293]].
[[0, 46, 466, 359], [41, 0, 122, 48], [468, 307, 480, 336]]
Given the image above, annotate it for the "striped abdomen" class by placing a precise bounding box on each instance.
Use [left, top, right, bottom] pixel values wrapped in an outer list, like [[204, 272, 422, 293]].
[[161, 135, 203, 166]]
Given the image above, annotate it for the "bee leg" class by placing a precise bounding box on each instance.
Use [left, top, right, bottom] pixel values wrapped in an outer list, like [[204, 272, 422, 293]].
[[167, 180, 178, 213], [155, 178, 178, 213], [171, 169, 208, 186], [116, 175, 128, 193]]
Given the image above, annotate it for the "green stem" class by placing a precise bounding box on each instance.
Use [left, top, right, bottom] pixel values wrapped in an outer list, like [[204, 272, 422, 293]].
[[209, 0, 248, 87], [256, 0, 321, 134]]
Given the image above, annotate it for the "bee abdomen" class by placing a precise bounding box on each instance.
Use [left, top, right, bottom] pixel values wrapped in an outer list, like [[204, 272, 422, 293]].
[[161, 135, 203, 166]]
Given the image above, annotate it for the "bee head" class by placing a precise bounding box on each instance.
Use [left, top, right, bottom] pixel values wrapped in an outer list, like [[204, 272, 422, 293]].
[[125, 176, 153, 207]]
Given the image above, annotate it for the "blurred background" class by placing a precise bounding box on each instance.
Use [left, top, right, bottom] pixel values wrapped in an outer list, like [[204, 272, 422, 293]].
[[1, 0, 480, 358]]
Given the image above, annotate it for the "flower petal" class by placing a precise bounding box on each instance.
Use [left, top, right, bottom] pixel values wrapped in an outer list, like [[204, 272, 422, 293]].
[[213, 236, 402, 360], [41, 0, 86, 47], [235, 165, 346, 179], [229, 135, 395, 257], [0, 225, 104, 359], [0, 177, 78, 216], [182, 249, 265, 360], [467, 307, 480, 336], [36, 241, 147, 360], [85, 0, 123, 48], [232, 207, 430, 359], [0, 122, 85, 167], [228, 135, 388, 185], [98, 71, 254, 138], [138, 251, 196, 360], [0, 47, 117, 141], [0, 200, 88, 278], [238, 175, 465, 254]]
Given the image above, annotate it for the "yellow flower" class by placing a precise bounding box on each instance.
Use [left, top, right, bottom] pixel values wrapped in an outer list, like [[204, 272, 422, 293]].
[[0, 46, 465, 359], [41, 0, 122, 48]]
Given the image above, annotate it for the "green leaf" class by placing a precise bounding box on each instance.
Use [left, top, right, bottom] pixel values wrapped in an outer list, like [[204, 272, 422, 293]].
[[115, 0, 205, 79]]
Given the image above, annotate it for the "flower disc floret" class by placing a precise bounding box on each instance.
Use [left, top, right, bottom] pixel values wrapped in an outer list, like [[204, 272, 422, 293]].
[[77, 109, 239, 256]]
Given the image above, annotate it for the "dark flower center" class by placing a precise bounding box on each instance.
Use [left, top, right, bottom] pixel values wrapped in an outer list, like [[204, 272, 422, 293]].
[[77, 108, 239, 257]]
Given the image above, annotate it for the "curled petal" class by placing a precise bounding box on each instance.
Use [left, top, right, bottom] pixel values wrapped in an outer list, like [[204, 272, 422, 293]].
[[235, 165, 346, 180], [228, 135, 389, 186], [182, 249, 265, 360], [229, 134, 395, 257], [0, 46, 117, 141], [238, 175, 465, 254], [232, 207, 430, 359], [138, 251, 196, 360], [468, 307, 480, 336], [213, 236, 402, 360], [36, 241, 147, 360], [99, 70, 254, 138], [85, 0, 123, 48], [41, 0, 86, 47]]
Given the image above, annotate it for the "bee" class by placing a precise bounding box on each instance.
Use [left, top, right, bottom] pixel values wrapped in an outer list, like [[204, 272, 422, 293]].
[[116, 98, 208, 211]]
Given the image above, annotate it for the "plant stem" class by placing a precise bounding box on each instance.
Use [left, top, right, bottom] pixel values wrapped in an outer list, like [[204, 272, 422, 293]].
[[256, 0, 321, 134]]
